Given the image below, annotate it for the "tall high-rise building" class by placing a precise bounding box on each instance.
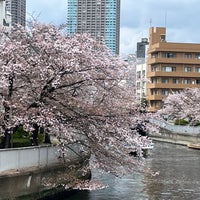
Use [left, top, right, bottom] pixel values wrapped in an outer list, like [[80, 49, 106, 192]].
[[0, 0, 11, 30], [136, 38, 149, 59], [0, 0, 7, 26], [67, 0, 120, 55], [5, 0, 26, 27]]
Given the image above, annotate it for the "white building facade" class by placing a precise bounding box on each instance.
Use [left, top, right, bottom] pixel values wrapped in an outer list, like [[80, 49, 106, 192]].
[[136, 62, 147, 100], [135, 38, 149, 102], [0, 0, 11, 29], [5, 0, 26, 27]]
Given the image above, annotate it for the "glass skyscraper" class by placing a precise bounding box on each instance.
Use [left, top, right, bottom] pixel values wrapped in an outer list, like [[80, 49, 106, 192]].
[[6, 0, 26, 27], [67, 0, 120, 55]]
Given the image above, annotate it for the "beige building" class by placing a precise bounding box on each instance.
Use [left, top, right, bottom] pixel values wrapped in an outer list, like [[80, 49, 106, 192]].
[[146, 27, 200, 112]]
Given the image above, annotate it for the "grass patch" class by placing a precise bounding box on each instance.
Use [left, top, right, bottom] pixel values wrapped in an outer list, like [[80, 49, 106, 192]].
[[174, 119, 189, 125]]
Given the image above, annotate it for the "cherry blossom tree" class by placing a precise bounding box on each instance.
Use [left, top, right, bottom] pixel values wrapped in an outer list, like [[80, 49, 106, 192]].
[[0, 22, 152, 176], [157, 88, 200, 124]]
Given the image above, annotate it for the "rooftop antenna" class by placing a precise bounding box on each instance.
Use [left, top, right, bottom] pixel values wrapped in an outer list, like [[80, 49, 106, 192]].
[[149, 18, 152, 27]]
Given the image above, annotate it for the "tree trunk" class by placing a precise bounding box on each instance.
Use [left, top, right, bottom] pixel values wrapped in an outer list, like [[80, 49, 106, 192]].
[[32, 123, 39, 146], [0, 131, 11, 148], [44, 132, 51, 144]]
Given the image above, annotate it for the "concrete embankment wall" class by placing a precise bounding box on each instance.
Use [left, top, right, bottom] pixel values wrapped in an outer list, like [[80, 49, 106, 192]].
[[0, 145, 60, 173], [149, 119, 200, 145], [0, 144, 91, 200]]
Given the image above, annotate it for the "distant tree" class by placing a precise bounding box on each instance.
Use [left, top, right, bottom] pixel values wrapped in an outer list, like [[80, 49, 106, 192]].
[[157, 88, 200, 124], [0, 22, 152, 178]]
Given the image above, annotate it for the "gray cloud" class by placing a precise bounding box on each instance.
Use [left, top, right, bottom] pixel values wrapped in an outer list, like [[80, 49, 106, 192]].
[[26, 0, 200, 55], [27, 0, 66, 24], [120, 0, 200, 55]]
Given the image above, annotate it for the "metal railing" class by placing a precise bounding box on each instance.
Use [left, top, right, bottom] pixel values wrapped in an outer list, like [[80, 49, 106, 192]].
[[150, 118, 200, 135]]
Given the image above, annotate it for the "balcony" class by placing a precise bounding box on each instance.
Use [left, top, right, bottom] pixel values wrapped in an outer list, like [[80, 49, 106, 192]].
[[146, 83, 200, 89], [148, 57, 200, 65], [147, 71, 200, 78], [147, 94, 164, 101], [148, 42, 200, 53]]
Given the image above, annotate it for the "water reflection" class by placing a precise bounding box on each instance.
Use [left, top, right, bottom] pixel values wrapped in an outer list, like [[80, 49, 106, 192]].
[[61, 142, 200, 200], [145, 142, 200, 200], [66, 172, 148, 200]]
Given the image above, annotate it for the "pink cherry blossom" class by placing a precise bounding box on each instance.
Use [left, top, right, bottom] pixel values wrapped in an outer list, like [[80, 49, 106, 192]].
[[0, 22, 152, 181]]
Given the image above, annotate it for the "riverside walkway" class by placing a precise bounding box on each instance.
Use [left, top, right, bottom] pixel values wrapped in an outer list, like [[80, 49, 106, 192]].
[[149, 118, 200, 145]]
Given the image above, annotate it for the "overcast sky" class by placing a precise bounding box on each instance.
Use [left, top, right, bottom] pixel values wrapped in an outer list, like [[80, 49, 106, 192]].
[[27, 0, 200, 56]]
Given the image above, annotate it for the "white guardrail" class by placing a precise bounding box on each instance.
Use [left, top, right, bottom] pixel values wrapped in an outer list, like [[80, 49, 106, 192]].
[[149, 118, 200, 135], [0, 143, 89, 173], [0, 145, 60, 173]]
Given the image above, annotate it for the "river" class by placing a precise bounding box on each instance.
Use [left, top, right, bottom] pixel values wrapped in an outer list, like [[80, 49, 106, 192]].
[[60, 141, 200, 200]]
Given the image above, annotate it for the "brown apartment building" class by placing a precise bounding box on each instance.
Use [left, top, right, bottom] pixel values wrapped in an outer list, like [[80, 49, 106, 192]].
[[146, 27, 200, 112]]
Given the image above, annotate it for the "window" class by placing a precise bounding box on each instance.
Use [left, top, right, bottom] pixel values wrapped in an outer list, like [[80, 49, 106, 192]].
[[184, 67, 192, 72], [195, 54, 200, 59], [151, 77, 158, 83], [162, 90, 169, 95], [183, 79, 192, 84], [162, 66, 176, 72], [196, 79, 200, 84], [173, 79, 179, 84], [150, 101, 158, 108], [136, 82, 140, 89], [195, 67, 200, 72], [173, 90, 180, 94], [162, 52, 176, 58], [142, 70, 145, 77], [151, 66, 159, 72], [151, 52, 158, 58], [137, 71, 141, 79], [151, 89, 158, 95], [162, 78, 169, 83], [160, 34, 166, 42], [142, 82, 145, 87], [184, 53, 192, 59]]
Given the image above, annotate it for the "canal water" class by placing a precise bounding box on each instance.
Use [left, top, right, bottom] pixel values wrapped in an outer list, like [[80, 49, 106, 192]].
[[59, 142, 200, 200]]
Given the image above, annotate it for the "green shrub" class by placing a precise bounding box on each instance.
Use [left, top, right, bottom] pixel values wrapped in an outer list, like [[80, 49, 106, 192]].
[[194, 122, 200, 126], [13, 138, 32, 148], [38, 133, 44, 144], [13, 125, 29, 138], [13, 125, 43, 147], [11, 125, 32, 147], [0, 126, 45, 148], [174, 119, 189, 125]]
